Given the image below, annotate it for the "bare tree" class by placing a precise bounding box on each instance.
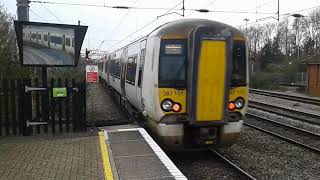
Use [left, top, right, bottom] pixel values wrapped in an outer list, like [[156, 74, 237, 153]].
[[0, 5, 30, 79]]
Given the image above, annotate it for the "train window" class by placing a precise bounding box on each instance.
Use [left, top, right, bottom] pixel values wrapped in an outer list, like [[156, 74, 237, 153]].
[[38, 34, 41, 40], [105, 61, 108, 74], [44, 35, 48, 41], [126, 56, 137, 85], [110, 60, 115, 76], [114, 59, 121, 78], [159, 40, 187, 88], [72, 38, 75, 47], [108, 60, 113, 75], [66, 38, 71, 46], [51, 36, 62, 44], [231, 41, 247, 87], [31, 34, 37, 39], [138, 48, 146, 87]]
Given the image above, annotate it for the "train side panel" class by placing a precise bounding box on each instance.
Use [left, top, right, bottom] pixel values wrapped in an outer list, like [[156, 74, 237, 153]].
[[125, 42, 140, 108], [141, 36, 160, 122]]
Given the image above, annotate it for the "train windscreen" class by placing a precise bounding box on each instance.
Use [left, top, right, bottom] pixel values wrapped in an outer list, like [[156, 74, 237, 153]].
[[159, 40, 187, 88], [231, 41, 247, 87]]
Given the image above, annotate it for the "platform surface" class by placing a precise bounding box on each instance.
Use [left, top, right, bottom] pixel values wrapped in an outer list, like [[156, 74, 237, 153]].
[[101, 125, 187, 180]]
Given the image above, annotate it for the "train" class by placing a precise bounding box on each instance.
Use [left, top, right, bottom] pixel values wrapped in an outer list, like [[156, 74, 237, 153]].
[[99, 19, 248, 150], [23, 26, 75, 55]]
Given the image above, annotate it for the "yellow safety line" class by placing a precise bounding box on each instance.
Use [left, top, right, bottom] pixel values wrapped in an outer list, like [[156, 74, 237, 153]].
[[98, 131, 114, 180]]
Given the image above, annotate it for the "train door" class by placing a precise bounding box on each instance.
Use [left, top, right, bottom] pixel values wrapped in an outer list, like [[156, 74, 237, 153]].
[[120, 50, 127, 97], [188, 27, 232, 123], [136, 40, 147, 110], [107, 55, 111, 84]]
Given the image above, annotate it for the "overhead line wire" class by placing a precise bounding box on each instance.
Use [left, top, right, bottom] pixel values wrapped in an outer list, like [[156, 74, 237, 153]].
[[221, 0, 276, 21], [185, 0, 218, 17], [29, 8, 49, 22], [110, 0, 140, 34], [30, 0, 277, 15], [235, 4, 320, 28], [96, 0, 140, 50], [30, 1, 181, 10], [107, 0, 184, 52], [40, 3, 63, 23]]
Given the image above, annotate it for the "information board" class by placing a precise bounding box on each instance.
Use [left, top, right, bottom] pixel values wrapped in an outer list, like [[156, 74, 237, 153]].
[[14, 21, 88, 67], [86, 65, 99, 83]]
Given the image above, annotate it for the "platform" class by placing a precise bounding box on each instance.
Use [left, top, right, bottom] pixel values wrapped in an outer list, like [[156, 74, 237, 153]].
[[100, 125, 187, 180]]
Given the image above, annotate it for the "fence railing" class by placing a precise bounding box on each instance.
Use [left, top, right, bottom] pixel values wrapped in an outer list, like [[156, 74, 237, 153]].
[[0, 78, 86, 136]]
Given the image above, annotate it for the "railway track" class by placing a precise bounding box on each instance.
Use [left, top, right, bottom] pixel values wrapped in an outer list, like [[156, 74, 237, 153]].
[[209, 149, 257, 180], [248, 100, 320, 125], [245, 113, 320, 154], [249, 88, 320, 106]]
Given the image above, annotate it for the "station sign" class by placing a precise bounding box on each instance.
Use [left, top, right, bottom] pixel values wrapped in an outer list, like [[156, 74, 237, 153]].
[[86, 65, 99, 83], [52, 87, 67, 98]]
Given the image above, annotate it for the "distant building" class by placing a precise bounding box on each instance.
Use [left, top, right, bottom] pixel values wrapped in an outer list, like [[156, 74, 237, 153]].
[[303, 54, 320, 96]]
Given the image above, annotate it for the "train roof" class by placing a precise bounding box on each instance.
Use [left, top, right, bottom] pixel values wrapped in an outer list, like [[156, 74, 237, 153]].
[[149, 18, 244, 40], [109, 18, 245, 54], [23, 25, 74, 36]]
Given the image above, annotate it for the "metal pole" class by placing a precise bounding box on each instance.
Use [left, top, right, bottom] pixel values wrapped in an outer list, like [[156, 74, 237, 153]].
[[277, 0, 280, 21], [17, 0, 31, 136], [297, 18, 300, 60], [17, 0, 29, 21], [244, 18, 249, 30], [182, 0, 185, 17]]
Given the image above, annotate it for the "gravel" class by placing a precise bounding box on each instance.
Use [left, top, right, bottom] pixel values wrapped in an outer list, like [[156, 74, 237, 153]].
[[168, 151, 248, 180], [245, 116, 320, 149], [169, 126, 320, 180], [220, 126, 320, 179], [86, 83, 129, 126], [250, 93, 320, 115]]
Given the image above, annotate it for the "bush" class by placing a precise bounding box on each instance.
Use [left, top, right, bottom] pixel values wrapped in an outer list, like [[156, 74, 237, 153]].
[[250, 72, 284, 90]]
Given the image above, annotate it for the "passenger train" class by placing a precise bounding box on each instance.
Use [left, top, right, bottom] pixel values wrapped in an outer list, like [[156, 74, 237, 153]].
[[23, 26, 75, 55], [99, 19, 248, 150]]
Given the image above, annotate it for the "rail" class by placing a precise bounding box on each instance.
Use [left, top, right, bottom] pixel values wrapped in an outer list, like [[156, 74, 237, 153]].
[[209, 149, 257, 180], [249, 88, 320, 106], [248, 100, 320, 126], [244, 114, 320, 154]]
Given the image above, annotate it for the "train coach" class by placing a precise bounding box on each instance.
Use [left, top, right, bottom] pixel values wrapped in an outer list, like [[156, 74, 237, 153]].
[[22, 26, 75, 55], [100, 19, 248, 150]]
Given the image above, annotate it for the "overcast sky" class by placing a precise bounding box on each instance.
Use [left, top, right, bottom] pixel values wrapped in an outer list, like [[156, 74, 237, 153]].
[[2, 0, 320, 52]]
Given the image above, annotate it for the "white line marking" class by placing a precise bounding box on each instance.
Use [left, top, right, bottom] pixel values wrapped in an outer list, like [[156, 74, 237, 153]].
[[137, 128, 188, 180], [106, 127, 187, 180]]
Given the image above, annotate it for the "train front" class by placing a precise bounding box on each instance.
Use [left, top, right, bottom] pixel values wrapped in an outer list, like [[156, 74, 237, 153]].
[[147, 19, 248, 150]]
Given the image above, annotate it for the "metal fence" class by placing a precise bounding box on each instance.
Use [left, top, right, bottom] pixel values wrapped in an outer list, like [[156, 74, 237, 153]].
[[0, 78, 86, 136]]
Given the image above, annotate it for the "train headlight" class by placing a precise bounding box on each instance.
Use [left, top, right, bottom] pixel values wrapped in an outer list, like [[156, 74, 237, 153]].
[[161, 99, 173, 112], [234, 98, 245, 109]]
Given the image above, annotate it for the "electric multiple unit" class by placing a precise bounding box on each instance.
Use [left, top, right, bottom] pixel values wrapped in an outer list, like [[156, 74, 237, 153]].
[[99, 19, 248, 150], [23, 27, 75, 55]]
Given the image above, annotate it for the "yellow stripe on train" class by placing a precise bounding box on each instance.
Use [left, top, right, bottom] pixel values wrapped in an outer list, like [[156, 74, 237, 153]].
[[196, 40, 227, 121]]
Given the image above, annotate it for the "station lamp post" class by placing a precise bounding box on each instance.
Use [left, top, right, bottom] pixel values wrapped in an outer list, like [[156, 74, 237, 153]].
[[291, 13, 305, 61]]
